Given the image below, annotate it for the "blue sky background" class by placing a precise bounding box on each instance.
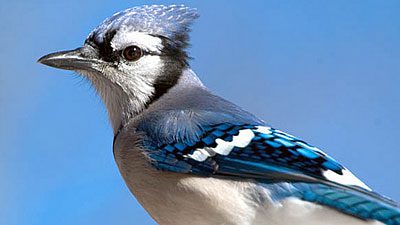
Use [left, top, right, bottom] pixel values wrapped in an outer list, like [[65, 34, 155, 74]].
[[1, 1, 400, 224]]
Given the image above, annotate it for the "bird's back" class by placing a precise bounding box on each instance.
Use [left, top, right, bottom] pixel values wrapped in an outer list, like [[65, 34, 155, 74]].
[[114, 69, 399, 225]]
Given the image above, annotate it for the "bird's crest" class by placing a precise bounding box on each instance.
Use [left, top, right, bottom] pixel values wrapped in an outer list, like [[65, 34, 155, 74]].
[[87, 5, 199, 49]]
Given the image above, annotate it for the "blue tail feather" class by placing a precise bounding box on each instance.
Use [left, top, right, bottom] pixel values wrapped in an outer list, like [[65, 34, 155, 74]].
[[291, 183, 400, 225]]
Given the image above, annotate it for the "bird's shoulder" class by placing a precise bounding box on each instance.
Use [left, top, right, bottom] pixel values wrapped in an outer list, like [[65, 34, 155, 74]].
[[117, 96, 368, 190]]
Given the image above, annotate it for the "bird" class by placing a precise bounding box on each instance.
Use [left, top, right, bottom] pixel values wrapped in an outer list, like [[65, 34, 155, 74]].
[[38, 4, 399, 225]]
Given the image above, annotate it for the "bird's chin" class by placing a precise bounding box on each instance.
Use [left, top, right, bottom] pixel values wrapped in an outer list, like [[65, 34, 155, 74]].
[[74, 69, 104, 82]]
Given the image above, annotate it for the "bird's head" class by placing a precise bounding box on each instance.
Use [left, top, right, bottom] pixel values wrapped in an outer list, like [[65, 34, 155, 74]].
[[38, 5, 199, 132]]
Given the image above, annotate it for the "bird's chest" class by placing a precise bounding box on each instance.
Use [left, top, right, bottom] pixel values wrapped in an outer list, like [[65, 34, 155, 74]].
[[112, 133, 381, 225], [113, 141, 262, 225]]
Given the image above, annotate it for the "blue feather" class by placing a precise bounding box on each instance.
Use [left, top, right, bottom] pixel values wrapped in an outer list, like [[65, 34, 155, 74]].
[[293, 183, 400, 225], [139, 117, 400, 224], [259, 182, 400, 224]]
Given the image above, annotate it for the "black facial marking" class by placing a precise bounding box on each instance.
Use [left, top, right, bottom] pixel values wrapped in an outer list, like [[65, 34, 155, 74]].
[[152, 34, 190, 67], [147, 61, 183, 107], [86, 30, 119, 62], [143, 35, 189, 106], [152, 75, 180, 102], [85, 31, 191, 108]]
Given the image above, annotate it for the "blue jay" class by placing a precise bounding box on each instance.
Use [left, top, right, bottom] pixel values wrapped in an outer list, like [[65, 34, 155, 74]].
[[38, 5, 399, 225]]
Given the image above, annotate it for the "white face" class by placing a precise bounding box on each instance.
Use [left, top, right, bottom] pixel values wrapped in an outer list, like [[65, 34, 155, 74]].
[[99, 30, 166, 94], [111, 30, 163, 53], [39, 5, 198, 133], [79, 30, 167, 132]]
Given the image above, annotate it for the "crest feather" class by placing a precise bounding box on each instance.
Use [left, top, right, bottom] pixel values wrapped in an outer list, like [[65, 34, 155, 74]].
[[88, 5, 199, 49]]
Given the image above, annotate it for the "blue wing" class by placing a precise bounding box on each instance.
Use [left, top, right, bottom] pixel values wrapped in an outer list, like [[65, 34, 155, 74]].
[[145, 122, 358, 186], [140, 121, 400, 224]]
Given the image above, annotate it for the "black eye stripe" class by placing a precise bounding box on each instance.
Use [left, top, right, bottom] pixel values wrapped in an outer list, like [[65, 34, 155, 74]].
[[86, 31, 188, 62], [85, 29, 118, 62]]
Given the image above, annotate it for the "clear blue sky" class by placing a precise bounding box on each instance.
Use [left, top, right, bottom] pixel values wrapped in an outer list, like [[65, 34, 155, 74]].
[[1, 1, 399, 225]]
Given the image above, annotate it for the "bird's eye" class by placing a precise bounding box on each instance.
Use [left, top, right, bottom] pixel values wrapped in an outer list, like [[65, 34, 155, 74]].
[[122, 46, 143, 61]]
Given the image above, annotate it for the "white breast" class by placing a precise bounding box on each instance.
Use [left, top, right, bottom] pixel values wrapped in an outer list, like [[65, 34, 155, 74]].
[[113, 132, 383, 225]]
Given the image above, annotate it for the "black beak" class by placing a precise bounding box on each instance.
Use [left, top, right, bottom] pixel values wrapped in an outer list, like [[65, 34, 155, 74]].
[[38, 47, 99, 71]]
